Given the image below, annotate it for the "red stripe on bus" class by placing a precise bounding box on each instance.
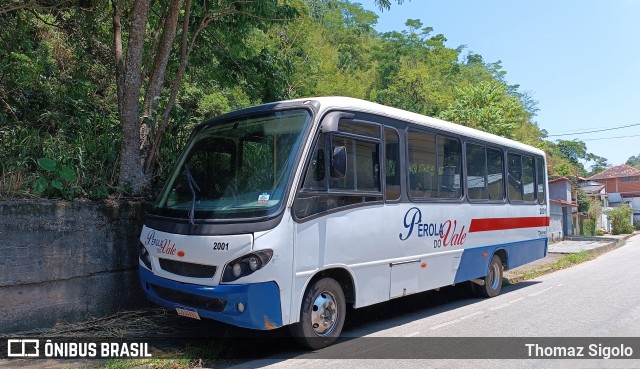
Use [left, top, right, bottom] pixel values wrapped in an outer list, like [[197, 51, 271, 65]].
[[469, 216, 550, 232]]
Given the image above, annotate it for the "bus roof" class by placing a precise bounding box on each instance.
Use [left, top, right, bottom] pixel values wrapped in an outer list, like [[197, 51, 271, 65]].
[[306, 96, 546, 157], [206, 96, 546, 157]]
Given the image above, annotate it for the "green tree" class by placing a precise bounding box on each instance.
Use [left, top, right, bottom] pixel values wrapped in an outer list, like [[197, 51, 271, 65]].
[[626, 154, 640, 168], [577, 189, 590, 213], [589, 155, 609, 175], [438, 80, 527, 138], [1, 0, 604, 199], [606, 205, 634, 235]]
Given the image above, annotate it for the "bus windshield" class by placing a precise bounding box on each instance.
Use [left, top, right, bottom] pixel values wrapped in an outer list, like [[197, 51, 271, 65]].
[[153, 109, 311, 220]]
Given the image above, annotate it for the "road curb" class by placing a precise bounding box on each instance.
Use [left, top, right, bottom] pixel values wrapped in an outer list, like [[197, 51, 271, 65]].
[[503, 233, 636, 284]]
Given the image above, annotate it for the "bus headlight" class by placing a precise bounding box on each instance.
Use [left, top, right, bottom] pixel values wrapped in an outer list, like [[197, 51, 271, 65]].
[[222, 249, 273, 282], [139, 243, 152, 270], [232, 263, 242, 278], [248, 256, 260, 271]]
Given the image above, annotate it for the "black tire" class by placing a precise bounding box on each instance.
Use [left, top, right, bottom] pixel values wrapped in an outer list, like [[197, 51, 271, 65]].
[[476, 254, 504, 298], [290, 277, 346, 350]]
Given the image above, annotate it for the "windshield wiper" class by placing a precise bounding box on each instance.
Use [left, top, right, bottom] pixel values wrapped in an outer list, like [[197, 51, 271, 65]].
[[183, 164, 201, 225]]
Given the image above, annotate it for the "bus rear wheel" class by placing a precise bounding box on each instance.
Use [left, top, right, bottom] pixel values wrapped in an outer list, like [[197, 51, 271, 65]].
[[290, 277, 346, 349], [473, 254, 503, 298]]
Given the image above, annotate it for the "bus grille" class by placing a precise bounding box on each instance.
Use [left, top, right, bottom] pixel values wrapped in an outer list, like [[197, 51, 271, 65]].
[[151, 284, 227, 312], [159, 258, 217, 278]]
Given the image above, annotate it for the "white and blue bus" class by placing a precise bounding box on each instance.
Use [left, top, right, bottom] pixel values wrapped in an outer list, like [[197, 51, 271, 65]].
[[138, 97, 549, 348]]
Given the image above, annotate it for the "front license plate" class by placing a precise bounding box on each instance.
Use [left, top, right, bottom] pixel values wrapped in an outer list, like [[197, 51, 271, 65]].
[[175, 306, 200, 320]]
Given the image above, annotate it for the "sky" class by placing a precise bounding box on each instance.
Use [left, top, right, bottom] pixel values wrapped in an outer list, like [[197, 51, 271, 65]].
[[358, 0, 640, 167]]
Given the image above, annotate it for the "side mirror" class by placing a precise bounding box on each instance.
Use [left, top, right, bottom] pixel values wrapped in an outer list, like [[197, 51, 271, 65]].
[[331, 146, 347, 179]]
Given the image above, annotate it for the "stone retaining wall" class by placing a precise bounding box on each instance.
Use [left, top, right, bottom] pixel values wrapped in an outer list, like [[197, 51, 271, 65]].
[[0, 200, 150, 333]]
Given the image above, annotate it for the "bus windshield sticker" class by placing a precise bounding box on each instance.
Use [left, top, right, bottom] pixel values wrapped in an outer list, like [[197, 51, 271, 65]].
[[258, 193, 270, 204]]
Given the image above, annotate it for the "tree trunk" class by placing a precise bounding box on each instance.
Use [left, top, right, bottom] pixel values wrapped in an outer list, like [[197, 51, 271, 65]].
[[112, 0, 124, 119], [117, 0, 150, 194], [145, 0, 199, 173], [139, 0, 184, 168]]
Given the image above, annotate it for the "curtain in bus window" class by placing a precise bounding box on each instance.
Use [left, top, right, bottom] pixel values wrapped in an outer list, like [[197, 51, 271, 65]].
[[408, 131, 437, 198], [508, 153, 523, 201], [385, 128, 401, 201], [437, 136, 461, 199], [487, 147, 505, 200], [466, 143, 488, 200], [522, 155, 535, 202]]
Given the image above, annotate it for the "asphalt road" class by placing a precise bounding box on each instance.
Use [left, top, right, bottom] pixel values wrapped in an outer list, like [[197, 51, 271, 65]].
[[227, 234, 640, 369]]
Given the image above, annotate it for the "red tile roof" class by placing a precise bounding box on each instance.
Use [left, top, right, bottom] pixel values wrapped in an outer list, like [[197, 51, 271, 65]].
[[548, 177, 570, 184], [550, 199, 577, 207], [587, 165, 640, 180]]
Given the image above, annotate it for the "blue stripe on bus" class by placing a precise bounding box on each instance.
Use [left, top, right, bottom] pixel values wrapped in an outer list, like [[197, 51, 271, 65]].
[[453, 238, 548, 283], [139, 266, 283, 330]]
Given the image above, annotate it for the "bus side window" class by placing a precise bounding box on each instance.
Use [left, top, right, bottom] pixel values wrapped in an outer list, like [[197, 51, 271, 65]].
[[536, 156, 546, 204], [301, 133, 327, 191], [508, 153, 523, 201], [438, 137, 461, 199], [522, 155, 535, 202], [385, 127, 401, 201], [408, 131, 437, 198], [466, 143, 488, 200], [487, 147, 505, 200], [294, 125, 383, 219], [466, 144, 505, 201]]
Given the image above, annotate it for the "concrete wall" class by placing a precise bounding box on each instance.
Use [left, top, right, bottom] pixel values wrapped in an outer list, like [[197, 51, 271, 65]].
[[0, 200, 150, 333], [548, 213, 563, 242], [549, 180, 571, 202]]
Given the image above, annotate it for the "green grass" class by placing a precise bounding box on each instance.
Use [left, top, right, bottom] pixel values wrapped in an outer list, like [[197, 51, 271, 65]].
[[508, 251, 594, 284], [96, 341, 226, 369]]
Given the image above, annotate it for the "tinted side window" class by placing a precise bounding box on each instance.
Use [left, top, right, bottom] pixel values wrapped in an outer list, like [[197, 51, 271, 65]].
[[294, 120, 383, 220], [522, 155, 535, 202], [487, 147, 505, 200], [338, 121, 381, 138], [466, 143, 488, 200], [408, 131, 461, 200], [508, 153, 523, 201], [301, 133, 327, 191], [536, 156, 546, 204], [329, 136, 380, 192], [438, 136, 461, 199], [408, 131, 437, 198], [385, 128, 401, 201], [466, 144, 504, 201]]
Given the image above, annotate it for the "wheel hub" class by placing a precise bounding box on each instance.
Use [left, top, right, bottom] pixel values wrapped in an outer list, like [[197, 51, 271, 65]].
[[311, 291, 338, 336]]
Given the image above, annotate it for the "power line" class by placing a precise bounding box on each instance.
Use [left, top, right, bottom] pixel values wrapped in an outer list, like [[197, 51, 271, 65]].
[[547, 122, 637, 134], [547, 122, 640, 137], [579, 134, 640, 142]]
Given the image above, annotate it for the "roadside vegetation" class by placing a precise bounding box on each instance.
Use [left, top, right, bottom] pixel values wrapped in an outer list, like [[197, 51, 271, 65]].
[[606, 205, 635, 235], [0, 0, 609, 199], [505, 251, 594, 284]]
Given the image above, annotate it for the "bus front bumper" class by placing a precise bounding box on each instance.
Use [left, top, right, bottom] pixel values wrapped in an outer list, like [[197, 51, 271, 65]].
[[139, 266, 283, 330]]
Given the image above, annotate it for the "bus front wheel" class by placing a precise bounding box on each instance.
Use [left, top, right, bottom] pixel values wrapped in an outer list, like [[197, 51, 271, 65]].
[[474, 254, 503, 298], [290, 277, 346, 349]]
